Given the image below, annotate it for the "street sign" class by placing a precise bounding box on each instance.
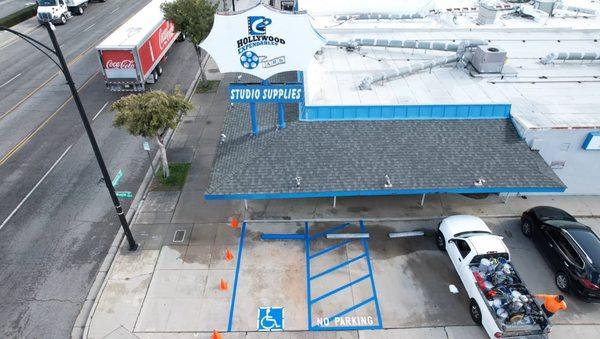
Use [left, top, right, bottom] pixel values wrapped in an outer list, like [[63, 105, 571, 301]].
[[112, 169, 124, 188], [257, 306, 284, 331], [116, 191, 133, 199], [143, 141, 150, 151]]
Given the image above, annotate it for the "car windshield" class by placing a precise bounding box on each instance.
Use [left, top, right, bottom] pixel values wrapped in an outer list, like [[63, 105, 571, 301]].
[[38, 0, 57, 6], [567, 228, 600, 265]]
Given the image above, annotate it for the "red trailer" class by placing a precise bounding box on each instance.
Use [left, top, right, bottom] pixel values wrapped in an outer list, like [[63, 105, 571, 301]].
[[96, 0, 180, 91]]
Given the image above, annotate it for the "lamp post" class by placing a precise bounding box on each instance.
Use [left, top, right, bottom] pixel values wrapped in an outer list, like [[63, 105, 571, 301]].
[[0, 22, 138, 251]]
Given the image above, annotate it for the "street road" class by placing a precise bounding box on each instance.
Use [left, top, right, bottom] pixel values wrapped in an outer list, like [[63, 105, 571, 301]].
[[0, 0, 32, 19], [0, 1, 199, 336]]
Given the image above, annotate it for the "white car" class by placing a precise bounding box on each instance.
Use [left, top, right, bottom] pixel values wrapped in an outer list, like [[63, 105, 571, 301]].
[[437, 215, 551, 339]]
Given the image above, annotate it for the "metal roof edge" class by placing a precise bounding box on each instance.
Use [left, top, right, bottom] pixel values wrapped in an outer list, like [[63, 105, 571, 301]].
[[205, 186, 566, 201]]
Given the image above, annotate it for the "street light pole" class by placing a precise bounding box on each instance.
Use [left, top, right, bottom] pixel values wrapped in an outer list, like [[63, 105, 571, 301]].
[[44, 23, 138, 251], [231, 0, 235, 12], [0, 23, 138, 251]]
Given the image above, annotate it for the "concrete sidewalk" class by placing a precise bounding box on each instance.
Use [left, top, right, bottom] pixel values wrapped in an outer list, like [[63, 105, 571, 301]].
[[82, 60, 600, 338]]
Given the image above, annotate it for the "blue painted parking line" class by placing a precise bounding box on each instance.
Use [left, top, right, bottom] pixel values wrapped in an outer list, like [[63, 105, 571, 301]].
[[304, 221, 313, 331], [311, 274, 370, 304], [309, 238, 353, 259], [311, 325, 380, 331], [359, 220, 383, 328], [306, 220, 383, 331], [227, 221, 247, 332], [310, 222, 350, 240], [310, 253, 367, 281], [261, 233, 305, 240]]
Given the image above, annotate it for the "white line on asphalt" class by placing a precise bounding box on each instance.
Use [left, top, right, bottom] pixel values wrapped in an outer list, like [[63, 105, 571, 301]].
[[83, 23, 96, 32], [0, 73, 22, 89], [0, 145, 73, 232], [110, 7, 120, 14], [92, 102, 109, 121]]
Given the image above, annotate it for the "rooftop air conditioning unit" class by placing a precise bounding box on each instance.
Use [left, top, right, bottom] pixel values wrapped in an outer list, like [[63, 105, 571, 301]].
[[534, 0, 557, 16], [471, 46, 507, 73], [478, 1, 514, 24]]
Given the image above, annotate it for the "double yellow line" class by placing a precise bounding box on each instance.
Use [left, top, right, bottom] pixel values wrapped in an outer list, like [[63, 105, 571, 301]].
[[0, 1, 149, 167], [0, 42, 96, 122], [0, 71, 99, 167]]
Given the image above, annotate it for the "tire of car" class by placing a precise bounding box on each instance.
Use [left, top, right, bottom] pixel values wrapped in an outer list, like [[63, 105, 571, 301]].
[[156, 65, 163, 76], [435, 231, 446, 251], [60, 15, 67, 25], [521, 217, 533, 237], [555, 271, 570, 292], [78, 6, 84, 15], [469, 298, 482, 325]]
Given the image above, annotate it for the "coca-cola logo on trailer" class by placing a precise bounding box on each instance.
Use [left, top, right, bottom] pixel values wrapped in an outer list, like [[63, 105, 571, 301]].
[[159, 21, 176, 50], [105, 59, 135, 69], [101, 50, 136, 70]]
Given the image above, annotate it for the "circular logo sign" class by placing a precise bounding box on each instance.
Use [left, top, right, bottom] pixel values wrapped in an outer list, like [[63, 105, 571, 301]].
[[240, 51, 259, 69]]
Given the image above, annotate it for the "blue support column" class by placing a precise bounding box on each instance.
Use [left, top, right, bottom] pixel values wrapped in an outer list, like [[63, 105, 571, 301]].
[[278, 103, 286, 129], [249, 102, 259, 136]]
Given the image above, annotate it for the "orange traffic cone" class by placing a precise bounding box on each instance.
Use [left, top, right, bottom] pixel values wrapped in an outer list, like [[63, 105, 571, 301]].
[[225, 249, 234, 262], [230, 217, 239, 229], [219, 278, 229, 291], [211, 330, 222, 339]]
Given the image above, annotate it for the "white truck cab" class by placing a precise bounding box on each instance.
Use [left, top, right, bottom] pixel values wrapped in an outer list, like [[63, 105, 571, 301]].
[[37, 0, 102, 25], [437, 215, 551, 339]]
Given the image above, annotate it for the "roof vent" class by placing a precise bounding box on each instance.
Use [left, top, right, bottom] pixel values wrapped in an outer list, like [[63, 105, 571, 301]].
[[384, 175, 393, 188]]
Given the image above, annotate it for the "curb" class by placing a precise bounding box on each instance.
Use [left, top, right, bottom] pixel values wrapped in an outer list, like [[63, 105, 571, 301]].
[[71, 64, 203, 339]]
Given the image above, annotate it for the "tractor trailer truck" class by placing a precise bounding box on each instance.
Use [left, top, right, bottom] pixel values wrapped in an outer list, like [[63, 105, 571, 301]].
[[95, 0, 180, 91], [37, 0, 106, 25]]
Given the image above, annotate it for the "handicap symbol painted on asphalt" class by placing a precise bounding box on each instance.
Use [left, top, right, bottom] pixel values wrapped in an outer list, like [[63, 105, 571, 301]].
[[257, 307, 284, 331]]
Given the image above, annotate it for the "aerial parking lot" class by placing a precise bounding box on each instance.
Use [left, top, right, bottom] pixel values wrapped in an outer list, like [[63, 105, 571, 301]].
[[224, 217, 600, 338]]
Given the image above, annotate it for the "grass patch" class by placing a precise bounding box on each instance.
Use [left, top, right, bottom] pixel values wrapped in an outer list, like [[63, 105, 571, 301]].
[[152, 162, 191, 191], [195, 80, 220, 93]]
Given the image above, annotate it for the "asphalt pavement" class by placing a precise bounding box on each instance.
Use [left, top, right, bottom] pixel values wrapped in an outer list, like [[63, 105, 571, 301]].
[[0, 0, 200, 336], [0, 0, 32, 19]]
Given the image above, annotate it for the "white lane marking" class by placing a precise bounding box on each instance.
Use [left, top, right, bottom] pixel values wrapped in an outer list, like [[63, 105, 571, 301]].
[[0, 73, 22, 89], [92, 102, 109, 121], [0, 26, 43, 50], [0, 145, 73, 231], [110, 7, 120, 14], [83, 23, 96, 32]]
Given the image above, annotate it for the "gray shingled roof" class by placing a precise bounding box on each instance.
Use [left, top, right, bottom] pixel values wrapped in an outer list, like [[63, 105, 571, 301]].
[[206, 74, 565, 199]]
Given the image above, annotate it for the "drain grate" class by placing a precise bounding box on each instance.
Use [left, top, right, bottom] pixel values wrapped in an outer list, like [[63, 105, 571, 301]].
[[173, 230, 186, 243]]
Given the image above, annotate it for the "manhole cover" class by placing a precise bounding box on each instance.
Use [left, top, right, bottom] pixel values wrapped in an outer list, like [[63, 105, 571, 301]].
[[173, 230, 186, 243]]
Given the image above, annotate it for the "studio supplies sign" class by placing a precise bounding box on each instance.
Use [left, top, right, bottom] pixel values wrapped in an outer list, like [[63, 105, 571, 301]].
[[229, 83, 303, 103], [200, 4, 325, 79]]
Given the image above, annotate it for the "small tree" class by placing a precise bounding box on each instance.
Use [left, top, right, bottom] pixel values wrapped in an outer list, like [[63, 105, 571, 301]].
[[162, 0, 218, 87], [112, 90, 193, 178]]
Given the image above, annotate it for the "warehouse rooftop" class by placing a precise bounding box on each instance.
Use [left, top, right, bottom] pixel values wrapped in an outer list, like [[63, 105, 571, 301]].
[[300, 0, 600, 129]]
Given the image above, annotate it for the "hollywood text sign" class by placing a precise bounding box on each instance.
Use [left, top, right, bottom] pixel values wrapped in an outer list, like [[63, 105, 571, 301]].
[[200, 4, 324, 79]]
